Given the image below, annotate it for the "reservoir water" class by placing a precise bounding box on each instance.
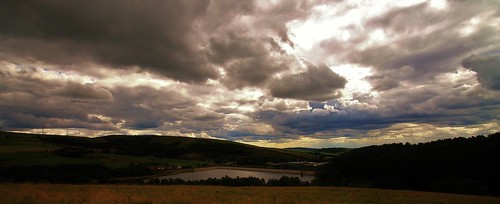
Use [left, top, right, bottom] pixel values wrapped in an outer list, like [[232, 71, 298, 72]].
[[158, 168, 315, 182]]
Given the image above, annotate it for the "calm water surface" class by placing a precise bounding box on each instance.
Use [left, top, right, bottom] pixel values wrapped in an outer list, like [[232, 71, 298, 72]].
[[159, 169, 314, 182]]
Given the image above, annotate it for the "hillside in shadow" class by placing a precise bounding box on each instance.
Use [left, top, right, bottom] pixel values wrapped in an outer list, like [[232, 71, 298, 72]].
[[317, 132, 500, 196]]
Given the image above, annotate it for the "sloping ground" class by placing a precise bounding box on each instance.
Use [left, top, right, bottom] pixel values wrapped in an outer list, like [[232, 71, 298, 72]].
[[1, 184, 499, 204], [317, 132, 500, 196], [0, 131, 315, 166], [95, 135, 314, 162], [0, 132, 203, 168]]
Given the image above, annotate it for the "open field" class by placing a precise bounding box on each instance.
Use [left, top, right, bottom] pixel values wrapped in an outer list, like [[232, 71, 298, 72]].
[[1, 184, 499, 204], [0, 150, 206, 168]]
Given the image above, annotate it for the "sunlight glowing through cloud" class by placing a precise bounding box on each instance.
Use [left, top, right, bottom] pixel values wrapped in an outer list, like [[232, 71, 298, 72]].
[[330, 64, 373, 99], [1, 0, 499, 148], [428, 0, 448, 10]]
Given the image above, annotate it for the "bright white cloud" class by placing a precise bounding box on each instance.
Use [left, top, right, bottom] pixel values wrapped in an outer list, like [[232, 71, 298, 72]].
[[1, 0, 499, 148]]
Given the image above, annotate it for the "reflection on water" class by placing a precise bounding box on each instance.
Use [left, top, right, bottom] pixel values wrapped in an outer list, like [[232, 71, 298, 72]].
[[159, 169, 314, 182]]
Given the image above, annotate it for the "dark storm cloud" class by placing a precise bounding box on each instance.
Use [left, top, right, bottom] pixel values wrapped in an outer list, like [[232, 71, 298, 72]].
[[224, 57, 291, 89], [302, 0, 500, 138], [103, 85, 221, 129], [258, 72, 500, 136], [366, 66, 414, 91], [208, 32, 274, 64], [462, 54, 500, 90], [212, 131, 282, 142], [0, 0, 321, 89], [0, 65, 115, 129], [208, 32, 290, 89], [326, 0, 500, 83], [200, 0, 257, 33], [0, 64, 218, 131], [0, 0, 217, 82], [350, 26, 498, 81], [378, 82, 500, 116], [257, 109, 387, 135], [259, 99, 500, 136], [366, 75, 399, 91], [203, 0, 320, 90], [54, 82, 112, 100], [257, 0, 316, 46], [0, 0, 319, 86], [269, 63, 347, 101], [109, 86, 225, 131], [0, 88, 116, 130], [1, 0, 498, 145]]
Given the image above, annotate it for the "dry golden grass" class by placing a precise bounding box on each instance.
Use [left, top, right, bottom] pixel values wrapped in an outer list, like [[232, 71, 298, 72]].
[[1, 184, 499, 204]]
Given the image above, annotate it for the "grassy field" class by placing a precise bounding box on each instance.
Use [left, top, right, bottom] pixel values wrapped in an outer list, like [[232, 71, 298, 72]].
[[0, 148, 207, 168], [1, 184, 499, 204], [0, 132, 208, 168], [0, 131, 314, 169]]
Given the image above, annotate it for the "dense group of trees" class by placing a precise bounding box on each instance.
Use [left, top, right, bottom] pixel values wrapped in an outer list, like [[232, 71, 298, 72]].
[[0, 163, 154, 184], [316, 133, 500, 196], [146, 175, 310, 187], [0, 164, 112, 184], [0, 163, 310, 187]]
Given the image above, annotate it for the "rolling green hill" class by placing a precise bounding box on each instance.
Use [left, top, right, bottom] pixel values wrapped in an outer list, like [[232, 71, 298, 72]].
[[0, 131, 315, 168], [0, 131, 321, 183]]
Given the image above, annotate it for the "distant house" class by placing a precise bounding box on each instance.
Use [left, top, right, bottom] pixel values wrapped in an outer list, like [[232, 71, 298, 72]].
[[225, 161, 237, 166], [149, 165, 166, 171]]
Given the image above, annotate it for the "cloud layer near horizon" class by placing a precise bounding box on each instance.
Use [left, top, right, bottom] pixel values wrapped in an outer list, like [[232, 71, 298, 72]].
[[0, 0, 499, 147]]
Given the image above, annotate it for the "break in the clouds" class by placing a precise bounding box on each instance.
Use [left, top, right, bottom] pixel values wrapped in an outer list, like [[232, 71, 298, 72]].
[[0, 0, 499, 148]]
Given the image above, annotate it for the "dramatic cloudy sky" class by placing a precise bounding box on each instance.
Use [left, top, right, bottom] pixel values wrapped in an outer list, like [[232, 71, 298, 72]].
[[1, 0, 499, 147]]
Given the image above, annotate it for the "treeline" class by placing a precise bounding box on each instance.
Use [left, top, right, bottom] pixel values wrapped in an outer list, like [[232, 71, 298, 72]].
[[39, 134, 310, 165], [316, 132, 500, 196], [0, 163, 153, 184], [0, 163, 311, 187], [146, 175, 311, 186]]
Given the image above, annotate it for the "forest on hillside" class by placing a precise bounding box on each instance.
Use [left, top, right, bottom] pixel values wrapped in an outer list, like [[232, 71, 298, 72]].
[[316, 132, 500, 196]]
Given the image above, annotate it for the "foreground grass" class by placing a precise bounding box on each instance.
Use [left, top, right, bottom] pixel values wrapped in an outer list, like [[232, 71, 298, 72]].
[[1, 184, 499, 204]]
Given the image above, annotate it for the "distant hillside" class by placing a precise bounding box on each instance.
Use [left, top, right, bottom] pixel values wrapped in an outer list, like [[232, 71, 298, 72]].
[[54, 134, 315, 163], [0, 131, 318, 183], [286, 147, 351, 157], [316, 132, 500, 196], [0, 131, 314, 166]]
